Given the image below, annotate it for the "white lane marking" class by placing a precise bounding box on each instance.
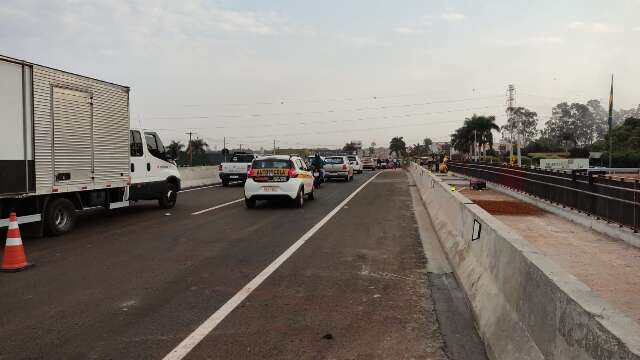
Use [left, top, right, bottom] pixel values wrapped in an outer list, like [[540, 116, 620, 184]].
[[163, 171, 383, 360], [192, 199, 244, 215], [180, 184, 221, 193]]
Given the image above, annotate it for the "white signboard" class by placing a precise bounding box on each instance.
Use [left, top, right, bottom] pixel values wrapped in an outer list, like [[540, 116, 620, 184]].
[[539, 158, 589, 170]]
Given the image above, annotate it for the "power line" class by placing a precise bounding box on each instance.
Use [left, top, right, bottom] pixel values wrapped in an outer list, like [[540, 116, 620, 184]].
[[145, 94, 505, 120], [150, 89, 502, 108], [152, 104, 503, 133]]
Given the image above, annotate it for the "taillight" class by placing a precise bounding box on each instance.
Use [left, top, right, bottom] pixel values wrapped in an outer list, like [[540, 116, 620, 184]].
[[288, 168, 298, 178], [218, 164, 223, 171], [247, 166, 255, 178], [342, 164, 347, 170]]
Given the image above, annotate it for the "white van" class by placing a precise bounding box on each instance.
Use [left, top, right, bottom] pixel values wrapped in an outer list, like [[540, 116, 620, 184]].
[[0, 54, 180, 235]]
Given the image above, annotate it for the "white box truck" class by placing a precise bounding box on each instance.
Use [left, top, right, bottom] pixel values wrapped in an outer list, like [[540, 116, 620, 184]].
[[0, 55, 181, 235]]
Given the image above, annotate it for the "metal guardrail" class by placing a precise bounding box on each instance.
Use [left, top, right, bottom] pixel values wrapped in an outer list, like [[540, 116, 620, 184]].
[[448, 161, 640, 232]]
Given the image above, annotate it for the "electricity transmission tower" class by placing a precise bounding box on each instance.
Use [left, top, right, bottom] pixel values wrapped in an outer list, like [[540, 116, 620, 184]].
[[506, 84, 520, 166]]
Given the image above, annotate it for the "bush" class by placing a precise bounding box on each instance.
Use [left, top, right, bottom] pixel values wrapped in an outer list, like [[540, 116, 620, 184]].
[[604, 151, 640, 168]]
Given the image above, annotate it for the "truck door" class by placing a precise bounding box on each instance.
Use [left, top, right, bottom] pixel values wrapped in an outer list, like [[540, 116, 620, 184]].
[[143, 131, 170, 183], [52, 87, 93, 185], [129, 130, 147, 184], [0, 59, 34, 195]]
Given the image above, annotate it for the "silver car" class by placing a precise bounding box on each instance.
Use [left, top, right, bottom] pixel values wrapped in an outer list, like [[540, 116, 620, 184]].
[[323, 156, 354, 182]]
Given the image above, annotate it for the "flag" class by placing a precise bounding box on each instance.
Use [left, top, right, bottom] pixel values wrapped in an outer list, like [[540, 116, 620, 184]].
[[608, 75, 614, 130]]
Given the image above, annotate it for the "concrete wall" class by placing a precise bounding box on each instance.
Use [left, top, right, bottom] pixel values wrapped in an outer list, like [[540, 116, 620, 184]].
[[409, 163, 640, 360], [179, 166, 220, 189]]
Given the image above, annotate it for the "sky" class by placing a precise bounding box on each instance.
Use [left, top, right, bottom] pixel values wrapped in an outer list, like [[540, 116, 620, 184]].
[[1, 0, 639, 150]]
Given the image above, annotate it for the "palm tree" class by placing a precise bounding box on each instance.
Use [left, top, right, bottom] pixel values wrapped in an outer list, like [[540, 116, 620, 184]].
[[188, 138, 209, 155], [187, 138, 209, 166], [389, 136, 407, 158], [166, 140, 184, 161]]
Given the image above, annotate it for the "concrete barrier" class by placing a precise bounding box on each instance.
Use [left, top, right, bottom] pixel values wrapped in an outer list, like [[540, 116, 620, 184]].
[[179, 166, 220, 189], [409, 163, 640, 360]]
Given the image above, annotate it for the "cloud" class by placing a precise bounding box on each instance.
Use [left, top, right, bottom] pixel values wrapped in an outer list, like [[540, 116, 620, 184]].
[[633, 26, 640, 31], [492, 36, 564, 47], [342, 36, 388, 47], [567, 21, 619, 33], [441, 11, 466, 22], [394, 27, 425, 35]]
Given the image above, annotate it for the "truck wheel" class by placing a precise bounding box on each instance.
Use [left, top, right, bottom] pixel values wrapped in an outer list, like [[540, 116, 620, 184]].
[[159, 182, 178, 209], [44, 198, 77, 236], [245, 197, 256, 209], [222, 180, 229, 187]]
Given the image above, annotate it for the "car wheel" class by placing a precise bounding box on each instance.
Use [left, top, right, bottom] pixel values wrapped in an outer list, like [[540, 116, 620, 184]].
[[307, 187, 315, 200], [222, 180, 229, 187], [44, 198, 77, 236], [294, 188, 304, 208], [159, 182, 178, 209], [349, 174, 354, 181], [245, 197, 256, 209]]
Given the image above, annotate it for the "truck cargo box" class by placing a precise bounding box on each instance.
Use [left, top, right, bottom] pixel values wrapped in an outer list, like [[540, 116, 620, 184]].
[[0, 55, 130, 198]]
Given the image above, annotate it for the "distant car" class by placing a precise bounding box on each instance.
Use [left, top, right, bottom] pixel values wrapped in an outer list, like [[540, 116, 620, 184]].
[[362, 157, 376, 170], [244, 155, 315, 208], [347, 155, 363, 174], [323, 156, 354, 182], [219, 152, 256, 186]]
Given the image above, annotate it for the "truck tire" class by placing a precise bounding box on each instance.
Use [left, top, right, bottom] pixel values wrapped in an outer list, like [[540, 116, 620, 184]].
[[44, 198, 77, 236], [159, 182, 178, 209]]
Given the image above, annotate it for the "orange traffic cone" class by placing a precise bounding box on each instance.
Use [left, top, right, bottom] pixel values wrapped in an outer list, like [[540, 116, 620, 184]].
[[1, 212, 33, 272]]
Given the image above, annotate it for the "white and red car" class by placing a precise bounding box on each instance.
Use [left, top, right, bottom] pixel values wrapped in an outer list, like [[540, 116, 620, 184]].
[[244, 155, 315, 208]]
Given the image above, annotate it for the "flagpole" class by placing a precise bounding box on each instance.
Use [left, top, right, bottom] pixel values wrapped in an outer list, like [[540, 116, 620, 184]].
[[608, 74, 614, 169]]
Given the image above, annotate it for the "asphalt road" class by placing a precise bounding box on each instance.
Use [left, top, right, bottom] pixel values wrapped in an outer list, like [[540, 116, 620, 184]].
[[0, 170, 485, 359]]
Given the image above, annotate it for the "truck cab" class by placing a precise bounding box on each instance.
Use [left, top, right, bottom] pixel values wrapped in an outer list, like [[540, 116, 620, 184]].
[[128, 129, 181, 208]]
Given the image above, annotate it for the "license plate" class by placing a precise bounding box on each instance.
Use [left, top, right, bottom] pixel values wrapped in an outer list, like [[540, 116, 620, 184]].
[[272, 176, 287, 182], [256, 168, 288, 177], [313, 172, 320, 176], [230, 175, 239, 179], [262, 186, 279, 192]]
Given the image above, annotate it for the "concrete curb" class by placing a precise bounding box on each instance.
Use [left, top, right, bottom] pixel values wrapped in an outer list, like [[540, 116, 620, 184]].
[[179, 166, 220, 189], [409, 163, 640, 360]]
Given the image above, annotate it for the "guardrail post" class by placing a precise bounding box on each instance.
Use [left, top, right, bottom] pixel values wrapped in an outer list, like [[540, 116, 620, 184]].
[[635, 180, 638, 233]]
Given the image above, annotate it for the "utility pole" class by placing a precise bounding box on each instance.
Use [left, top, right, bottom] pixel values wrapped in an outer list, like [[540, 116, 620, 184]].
[[239, 144, 242, 152], [506, 84, 519, 166], [273, 140, 276, 155], [185, 131, 194, 166], [223, 136, 227, 162]]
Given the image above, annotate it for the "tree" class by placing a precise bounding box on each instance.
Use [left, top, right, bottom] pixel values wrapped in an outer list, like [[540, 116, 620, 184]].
[[606, 117, 640, 152], [189, 138, 209, 155], [343, 142, 357, 153], [389, 137, 407, 158], [501, 107, 538, 146], [542, 101, 608, 149], [423, 138, 433, 154], [166, 140, 184, 160]]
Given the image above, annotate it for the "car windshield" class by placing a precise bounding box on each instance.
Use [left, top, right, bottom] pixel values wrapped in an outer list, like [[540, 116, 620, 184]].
[[325, 157, 344, 164], [347, 156, 356, 161], [231, 154, 254, 163], [252, 159, 292, 169]]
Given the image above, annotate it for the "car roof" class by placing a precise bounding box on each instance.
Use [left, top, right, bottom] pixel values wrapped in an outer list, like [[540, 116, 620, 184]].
[[255, 155, 292, 160]]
